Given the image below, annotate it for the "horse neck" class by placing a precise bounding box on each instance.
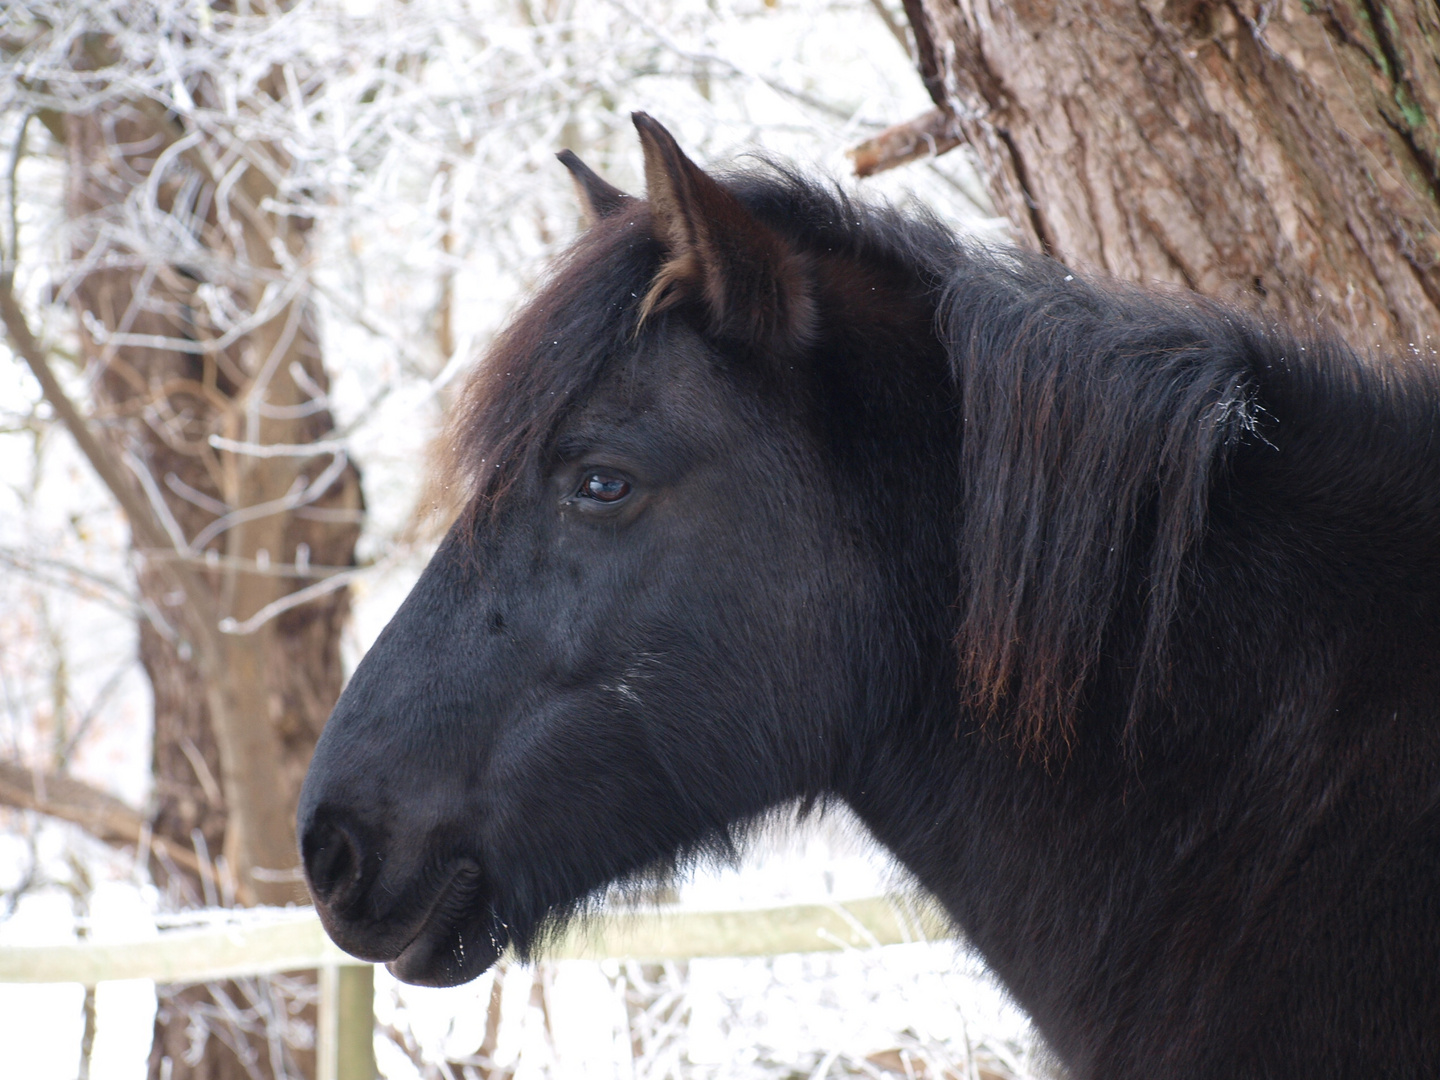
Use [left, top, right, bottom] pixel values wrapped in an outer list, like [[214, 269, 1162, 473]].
[[838, 334, 1440, 1075], [846, 333, 1440, 880]]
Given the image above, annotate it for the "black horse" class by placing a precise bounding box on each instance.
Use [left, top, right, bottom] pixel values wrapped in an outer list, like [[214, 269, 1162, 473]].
[[299, 115, 1440, 1079]]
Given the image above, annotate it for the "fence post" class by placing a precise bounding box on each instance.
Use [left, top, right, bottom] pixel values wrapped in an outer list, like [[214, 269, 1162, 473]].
[[317, 964, 376, 1080], [338, 965, 377, 1080], [317, 964, 338, 1080]]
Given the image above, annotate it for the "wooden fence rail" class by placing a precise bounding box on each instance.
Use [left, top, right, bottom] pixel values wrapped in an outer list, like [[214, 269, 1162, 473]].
[[0, 896, 950, 1080]]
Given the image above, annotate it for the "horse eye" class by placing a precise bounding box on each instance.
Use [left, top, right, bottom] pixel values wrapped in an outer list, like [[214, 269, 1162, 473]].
[[581, 473, 631, 502]]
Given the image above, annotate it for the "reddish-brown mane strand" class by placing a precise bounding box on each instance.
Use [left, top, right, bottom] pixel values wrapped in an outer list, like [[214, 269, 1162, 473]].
[[946, 263, 1262, 760]]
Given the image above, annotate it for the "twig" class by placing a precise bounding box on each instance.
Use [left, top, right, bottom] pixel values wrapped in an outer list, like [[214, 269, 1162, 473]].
[[188, 450, 348, 550], [217, 566, 366, 635], [0, 759, 224, 892], [597, 0, 884, 127], [864, 0, 913, 58], [0, 277, 222, 650], [124, 449, 195, 554], [3, 111, 31, 289], [146, 547, 359, 580], [208, 434, 348, 457], [58, 662, 135, 764], [166, 472, 230, 516], [0, 546, 142, 613]]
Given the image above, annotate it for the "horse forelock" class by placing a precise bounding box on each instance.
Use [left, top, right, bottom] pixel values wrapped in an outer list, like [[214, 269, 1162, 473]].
[[426, 210, 665, 531], [426, 166, 960, 533]]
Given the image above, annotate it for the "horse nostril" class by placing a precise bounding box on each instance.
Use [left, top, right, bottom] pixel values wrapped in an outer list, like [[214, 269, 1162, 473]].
[[302, 818, 362, 906]]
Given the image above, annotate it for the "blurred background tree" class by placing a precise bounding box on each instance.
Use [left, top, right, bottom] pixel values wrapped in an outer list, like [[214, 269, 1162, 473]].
[[6, 5, 368, 1077]]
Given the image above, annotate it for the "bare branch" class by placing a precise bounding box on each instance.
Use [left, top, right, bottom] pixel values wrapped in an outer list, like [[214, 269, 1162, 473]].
[[0, 546, 142, 614], [146, 547, 359, 581], [123, 449, 195, 554], [188, 450, 348, 550], [206, 434, 347, 457], [218, 566, 367, 636], [847, 108, 962, 178], [3, 112, 30, 287], [865, 0, 913, 58], [0, 759, 225, 893], [2, 288, 168, 553], [0, 281, 223, 648]]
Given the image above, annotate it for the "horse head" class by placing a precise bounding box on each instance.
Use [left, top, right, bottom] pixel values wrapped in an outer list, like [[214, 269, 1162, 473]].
[[297, 114, 955, 987]]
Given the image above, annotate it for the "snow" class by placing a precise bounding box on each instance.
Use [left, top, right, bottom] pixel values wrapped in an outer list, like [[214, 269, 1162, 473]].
[[0, 889, 87, 1080]]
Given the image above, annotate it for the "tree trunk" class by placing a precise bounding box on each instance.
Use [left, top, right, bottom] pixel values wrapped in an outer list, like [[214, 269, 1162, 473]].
[[61, 60, 362, 1080], [905, 0, 1440, 350]]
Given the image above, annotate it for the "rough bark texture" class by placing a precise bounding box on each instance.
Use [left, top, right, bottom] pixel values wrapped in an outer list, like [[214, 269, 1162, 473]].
[[61, 57, 362, 1080], [911, 0, 1440, 351]]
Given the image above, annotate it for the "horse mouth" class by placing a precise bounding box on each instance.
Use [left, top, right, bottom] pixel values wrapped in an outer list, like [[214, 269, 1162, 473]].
[[385, 862, 509, 988]]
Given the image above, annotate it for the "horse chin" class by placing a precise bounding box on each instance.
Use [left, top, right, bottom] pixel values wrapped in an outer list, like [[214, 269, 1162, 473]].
[[386, 908, 507, 987], [383, 862, 508, 987]]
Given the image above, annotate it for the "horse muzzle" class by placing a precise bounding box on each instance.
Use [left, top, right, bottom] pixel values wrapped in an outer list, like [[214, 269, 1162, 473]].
[[300, 809, 507, 987]]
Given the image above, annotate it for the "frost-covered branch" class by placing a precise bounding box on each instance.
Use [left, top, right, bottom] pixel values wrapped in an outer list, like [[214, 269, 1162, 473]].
[[0, 759, 220, 889], [0, 277, 222, 641]]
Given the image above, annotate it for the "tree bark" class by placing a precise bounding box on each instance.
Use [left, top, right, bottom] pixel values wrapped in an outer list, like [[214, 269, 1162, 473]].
[[52, 48, 363, 1080], [905, 0, 1440, 350], [63, 98, 362, 894]]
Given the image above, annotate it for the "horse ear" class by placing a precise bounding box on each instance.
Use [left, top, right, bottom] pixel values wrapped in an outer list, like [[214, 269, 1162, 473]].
[[557, 150, 632, 224], [632, 112, 814, 351]]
